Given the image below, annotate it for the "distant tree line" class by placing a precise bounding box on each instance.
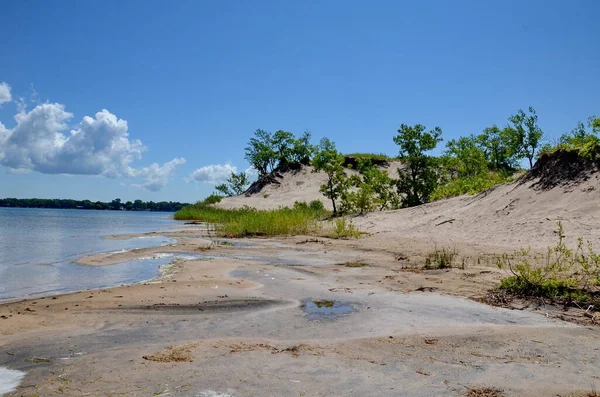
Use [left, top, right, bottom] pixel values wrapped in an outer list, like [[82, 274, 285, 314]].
[[0, 197, 189, 212]]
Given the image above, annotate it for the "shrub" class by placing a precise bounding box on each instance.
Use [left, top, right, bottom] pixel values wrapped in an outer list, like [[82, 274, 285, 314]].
[[308, 200, 325, 212], [326, 218, 361, 239], [200, 194, 222, 205], [215, 172, 250, 197], [431, 173, 510, 201], [497, 222, 600, 301]]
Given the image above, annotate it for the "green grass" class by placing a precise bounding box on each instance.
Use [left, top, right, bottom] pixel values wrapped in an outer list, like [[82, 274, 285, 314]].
[[431, 172, 511, 201], [326, 218, 362, 239], [174, 203, 329, 237], [424, 247, 461, 269]]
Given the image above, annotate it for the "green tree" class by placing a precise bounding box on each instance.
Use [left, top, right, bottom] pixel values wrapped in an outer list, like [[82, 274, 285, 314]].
[[312, 138, 348, 215], [559, 115, 600, 147], [444, 135, 488, 177], [110, 198, 122, 210], [215, 171, 250, 197], [290, 131, 316, 165], [476, 125, 517, 171], [507, 106, 544, 168], [393, 124, 442, 207], [244, 129, 276, 176]]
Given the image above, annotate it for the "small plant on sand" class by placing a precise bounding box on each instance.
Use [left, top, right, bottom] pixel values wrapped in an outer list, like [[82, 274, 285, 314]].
[[497, 222, 600, 302], [423, 247, 460, 269], [326, 218, 361, 239]]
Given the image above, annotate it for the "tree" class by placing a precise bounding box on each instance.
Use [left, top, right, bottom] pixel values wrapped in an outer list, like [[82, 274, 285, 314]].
[[507, 106, 544, 168], [312, 138, 348, 215], [393, 124, 442, 207], [215, 171, 250, 197], [244, 129, 276, 177], [290, 131, 316, 165], [444, 135, 488, 177], [559, 115, 600, 148], [110, 198, 122, 211], [245, 129, 316, 177], [476, 125, 517, 171]]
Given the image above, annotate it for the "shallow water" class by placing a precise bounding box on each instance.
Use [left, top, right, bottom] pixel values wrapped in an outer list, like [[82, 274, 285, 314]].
[[300, 299, 356, 319], [0, 208, 185, 300], [0, 366, 25, 395]]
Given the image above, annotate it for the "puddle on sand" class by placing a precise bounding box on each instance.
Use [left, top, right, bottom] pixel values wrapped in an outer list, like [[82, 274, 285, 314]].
[[300, 299, 355, 320]]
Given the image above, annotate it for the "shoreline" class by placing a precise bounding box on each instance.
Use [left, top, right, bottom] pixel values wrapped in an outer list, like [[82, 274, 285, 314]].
[[1, 227, 599, 396]]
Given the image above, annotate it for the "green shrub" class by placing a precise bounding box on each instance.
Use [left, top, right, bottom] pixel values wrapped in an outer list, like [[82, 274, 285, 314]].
[[497, 222, 600, 301], [344, 152, 395, 161], [200, 194, 222, 205], [326, 218, 361, 239], [309, 200, 325, 212], [431, 173, 510, 201]]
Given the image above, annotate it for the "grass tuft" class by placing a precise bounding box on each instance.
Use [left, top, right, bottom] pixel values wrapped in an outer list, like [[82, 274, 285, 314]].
[[326, 218, 362, 239], [424, 247, 461, 269]]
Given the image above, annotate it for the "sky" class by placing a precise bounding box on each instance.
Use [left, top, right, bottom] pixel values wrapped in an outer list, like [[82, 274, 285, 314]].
[[1, 0, 599, 203]]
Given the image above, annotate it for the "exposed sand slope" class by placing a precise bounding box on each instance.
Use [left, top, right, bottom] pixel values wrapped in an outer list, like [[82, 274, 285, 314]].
[[218, 162, 403, 211], [356, 172, 600, 251]]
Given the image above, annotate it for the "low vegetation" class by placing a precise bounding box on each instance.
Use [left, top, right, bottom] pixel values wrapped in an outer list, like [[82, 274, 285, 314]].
[[326, 218, 362, 239], [424, 247, 462, 270], [497, 223, 600, 304], [174, 200, 329, 237]]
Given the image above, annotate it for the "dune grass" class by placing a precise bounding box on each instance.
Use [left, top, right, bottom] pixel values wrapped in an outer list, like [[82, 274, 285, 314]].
[[174, 202, 328, 237], [430, 173, 511, 201]]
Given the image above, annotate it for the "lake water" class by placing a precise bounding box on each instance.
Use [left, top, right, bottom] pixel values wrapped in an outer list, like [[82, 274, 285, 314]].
[[0, 208, 187, 300]]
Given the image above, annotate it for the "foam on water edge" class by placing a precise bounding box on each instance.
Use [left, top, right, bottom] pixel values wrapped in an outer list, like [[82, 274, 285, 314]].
[[0, 367, 25, 395]]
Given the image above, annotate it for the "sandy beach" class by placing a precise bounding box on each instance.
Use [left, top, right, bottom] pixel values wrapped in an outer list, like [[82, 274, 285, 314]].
[[1, 223, 599, 397]]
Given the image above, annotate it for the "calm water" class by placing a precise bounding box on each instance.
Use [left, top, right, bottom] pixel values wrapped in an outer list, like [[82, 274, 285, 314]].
[[0, 208, 186, 300]]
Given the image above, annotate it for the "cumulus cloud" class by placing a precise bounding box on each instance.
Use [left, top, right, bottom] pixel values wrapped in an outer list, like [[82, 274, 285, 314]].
[[134, 157, 186, 191], [0, 82, 11, 105], [188, 163, 237, 184], [0, 93, 185, 191], [187, 164, 259, 185]]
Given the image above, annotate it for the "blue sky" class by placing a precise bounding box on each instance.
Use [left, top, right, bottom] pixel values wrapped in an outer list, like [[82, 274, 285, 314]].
[[1, 0, 599, 202]]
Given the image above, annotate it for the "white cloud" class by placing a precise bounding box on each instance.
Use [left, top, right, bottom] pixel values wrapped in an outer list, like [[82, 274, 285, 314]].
[[0, 93, 185, 191], [187, 164, 258, 185], [188, 163, 237, 184], [134, 157, 186, 191], [0, 82, 11, 105], [244, 166, 258, 180]]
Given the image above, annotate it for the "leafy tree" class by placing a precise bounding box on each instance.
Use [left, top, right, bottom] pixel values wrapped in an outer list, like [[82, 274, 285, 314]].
[[393, 124, 443, 207], [245, 129, 276, 176], [507, 106, 544, 168], [245, 129, 316, 177], [444, 135, 488, 177], [291, 131, 316, 165], [312, 138, 348, 215], [215, 171, 250, 197], [110, 198, 122, 210], [355, 159, 399, 211], [559, 115, 600, 147], [476, 125, 517, 171]]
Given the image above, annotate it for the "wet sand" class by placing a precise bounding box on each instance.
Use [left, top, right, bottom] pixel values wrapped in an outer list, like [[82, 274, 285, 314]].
[[1, 228, 599, 396]]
